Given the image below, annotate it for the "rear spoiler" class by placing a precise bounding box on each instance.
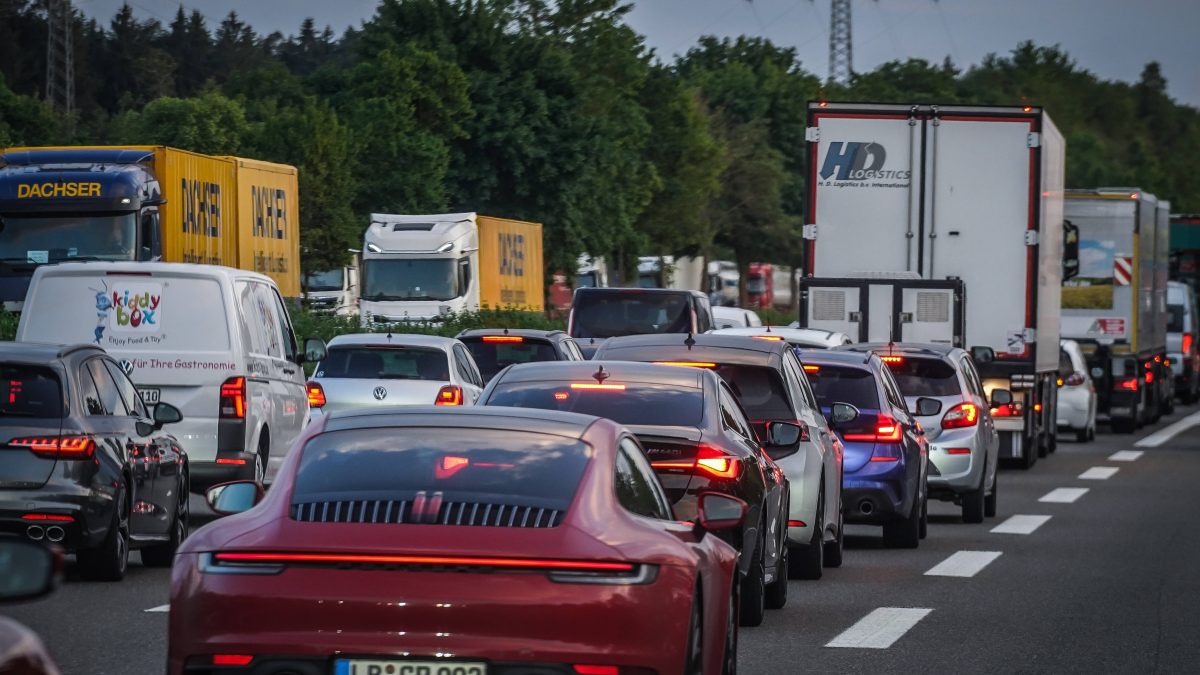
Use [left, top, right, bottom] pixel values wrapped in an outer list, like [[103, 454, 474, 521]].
[[624, 425, 702, 444]]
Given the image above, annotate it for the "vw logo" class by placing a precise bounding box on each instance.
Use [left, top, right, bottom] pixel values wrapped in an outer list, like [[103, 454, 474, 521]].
[[119, 359, 134, 375], [373, 386, 388, 401]]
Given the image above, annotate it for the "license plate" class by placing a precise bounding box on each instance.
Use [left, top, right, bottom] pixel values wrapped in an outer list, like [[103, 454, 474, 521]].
[[334, 661, 486, 675], [137, 388, 160, 405]]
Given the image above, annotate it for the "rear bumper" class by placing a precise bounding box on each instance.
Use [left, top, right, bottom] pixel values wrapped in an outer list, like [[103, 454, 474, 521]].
[[842, 458, 910, 524], [0, 488, 111, 550]]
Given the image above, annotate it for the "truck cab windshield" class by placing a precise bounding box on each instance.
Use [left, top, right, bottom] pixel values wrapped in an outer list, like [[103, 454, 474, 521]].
[[0, 212, 137, 263], [305, 268, 345, 292], [362, 258, 459, 302]]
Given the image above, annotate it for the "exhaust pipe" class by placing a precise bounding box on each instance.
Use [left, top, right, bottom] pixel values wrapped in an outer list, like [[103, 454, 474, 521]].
[[858, 500, 875, 516], [26, 525, 45, 541], [46, 526, 65, 542]]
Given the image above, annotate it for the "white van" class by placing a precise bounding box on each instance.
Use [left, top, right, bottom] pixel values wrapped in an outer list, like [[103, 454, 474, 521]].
[[16, 262, 327, 491]]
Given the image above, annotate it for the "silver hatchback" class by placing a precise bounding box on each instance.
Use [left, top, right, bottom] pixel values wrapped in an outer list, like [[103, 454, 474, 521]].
[[839, 344, 999, 523]]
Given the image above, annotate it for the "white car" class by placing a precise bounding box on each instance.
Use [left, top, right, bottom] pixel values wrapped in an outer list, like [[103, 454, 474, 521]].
[[712, 306, 763, 328], [1058, 339, 1098, 442], [307, 334, 485, 418], [716, 326, 853, 349], [16, 262, 326, 489]]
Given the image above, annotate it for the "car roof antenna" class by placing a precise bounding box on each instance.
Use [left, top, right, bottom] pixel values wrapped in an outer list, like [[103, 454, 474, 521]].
[[592, 365, 609, 384], [386, 330, 393, 342], [684, 333, 696, 351]]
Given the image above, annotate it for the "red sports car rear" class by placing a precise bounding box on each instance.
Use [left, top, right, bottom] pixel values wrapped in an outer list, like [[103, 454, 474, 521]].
[[169, 407, 740, 675]]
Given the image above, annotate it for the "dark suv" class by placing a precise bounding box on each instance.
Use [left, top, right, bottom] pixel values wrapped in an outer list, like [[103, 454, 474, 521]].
[[567, 287, 715, 358], [0, 343, 188, 580], [456, 329, 585, 383], [795, 349, 929, 549]]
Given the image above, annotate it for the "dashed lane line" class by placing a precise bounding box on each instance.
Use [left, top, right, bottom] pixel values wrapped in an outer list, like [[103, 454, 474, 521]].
[[1039, 487, 1089, 503], [1108, 450, 1144, 462], [924, 551, 1002, 578], [144, 604, 169, 613], [825, 607, 934, 649], [990, 514, 1051, 535], [1079, 466, 1120, 480], [1134, 411, 1200, 447]]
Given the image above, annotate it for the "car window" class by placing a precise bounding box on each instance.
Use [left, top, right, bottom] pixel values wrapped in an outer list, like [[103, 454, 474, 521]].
[[960, 357, 985, 398], [883, 357, 962, 397], [0, 364, 63, 418], [805, 365, 880, 410], [879, 367, 907, 411], [564, 339, 584, 361], [461, 339, 557, 382], [784, 351, 819, 410], [236, 281, 268, 356], [452, 344, 482, 387], [487, 381, 704, 426], [615, 438, 672, 520], [715, 364, 794, 420], [317, 346, 450, 381], [86, 358, 129, 416], [719, 385, 756, 443], [270, 287, 298, 362], [104, 360, 147, 418], [77, 365, 105, 416], [1058, 349, 1074, 375], [694, 296, 713, 333], [254, 283, 285, 359]]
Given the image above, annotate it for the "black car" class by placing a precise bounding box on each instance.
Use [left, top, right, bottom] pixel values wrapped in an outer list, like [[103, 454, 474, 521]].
[[567, 287, 716, 358], [0, 343, 188, 580], [456, 329, 585, 383], [479, 360, 790, 627]]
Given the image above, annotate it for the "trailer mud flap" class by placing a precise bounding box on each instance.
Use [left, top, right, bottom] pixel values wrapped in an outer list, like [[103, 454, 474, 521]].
[[998, 430, 1024, 459]]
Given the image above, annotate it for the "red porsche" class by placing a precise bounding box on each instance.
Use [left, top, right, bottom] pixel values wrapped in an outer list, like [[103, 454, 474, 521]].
[[169, 406, 744, 675]]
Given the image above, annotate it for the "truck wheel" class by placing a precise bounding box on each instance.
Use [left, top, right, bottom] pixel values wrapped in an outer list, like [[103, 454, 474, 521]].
[[1022, 434, 1038, 469]]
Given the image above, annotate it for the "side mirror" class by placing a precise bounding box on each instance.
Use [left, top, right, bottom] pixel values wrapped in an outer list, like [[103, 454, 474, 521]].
[[206, 480, 263, 516], [303, 337, 328, 364], [695, 492, 748, 533], [0, 539, 59, 603], [991, 389, 1014, 406], [153, 401, 183, 429], [970, 346, 996, 364], [911, 397, 942, 417], [829, 402, 860, 426], [765, 421, 803, 447]]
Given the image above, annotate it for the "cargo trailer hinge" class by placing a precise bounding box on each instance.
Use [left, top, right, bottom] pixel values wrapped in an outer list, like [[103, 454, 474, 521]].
[[1024, 230, 1040, 246], [1027, 132, 1041, 148], [805, 127, 821, 142], [803, 224, 819, 240]]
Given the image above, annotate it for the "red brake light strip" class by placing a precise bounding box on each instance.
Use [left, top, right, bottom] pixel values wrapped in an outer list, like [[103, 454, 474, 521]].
[[570, 383, 626, 390], [212, 552, 634, 572]]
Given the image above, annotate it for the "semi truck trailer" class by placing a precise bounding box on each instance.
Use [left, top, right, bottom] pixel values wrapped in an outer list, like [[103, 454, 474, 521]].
[[801, 102, 1066, 468], [0, 146, 300, 309], [1062, 189, 1171, 432], [359, 212, 544, 325]]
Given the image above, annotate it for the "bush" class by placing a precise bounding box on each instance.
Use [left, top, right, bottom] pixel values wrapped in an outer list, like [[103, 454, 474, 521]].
[[757, 307, 796, 327], [289, 306, 565, 343], [0, 310, 18, 341]]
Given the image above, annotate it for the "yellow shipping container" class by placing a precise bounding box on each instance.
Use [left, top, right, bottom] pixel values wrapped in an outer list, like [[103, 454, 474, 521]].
[[476, 215, 544, 311], [227, 157, 301, 297]]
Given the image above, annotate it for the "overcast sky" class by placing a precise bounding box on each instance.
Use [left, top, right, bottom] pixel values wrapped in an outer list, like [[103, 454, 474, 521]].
[[82, 0, 1200, 106]]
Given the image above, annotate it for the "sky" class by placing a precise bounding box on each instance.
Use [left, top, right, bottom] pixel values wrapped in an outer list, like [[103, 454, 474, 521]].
[[80, 0, 1200, 107]]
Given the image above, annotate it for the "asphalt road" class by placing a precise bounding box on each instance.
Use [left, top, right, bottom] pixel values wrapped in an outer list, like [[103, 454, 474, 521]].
[[5, 406, 1200, 675]]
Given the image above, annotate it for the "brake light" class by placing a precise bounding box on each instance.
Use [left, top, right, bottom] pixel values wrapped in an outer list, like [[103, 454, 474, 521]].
[[10, 436, 95, 460], [1185, 333, 1194, 354], [843, 416, 902, 443], [219, 377, 246, 419], [654, 361, 717, 368], [212, 552, 635, 572], [651, 444, 740, 480], [570, 383, 626, 391], [880, 355, 903, 364], [305, 381, 326, 408], [752, 335, 784, 341], [1117, 377, 1139, 391], [482, 336, 524, 343], [1154, 355, 1163, 363], [436, 455, 470, 478], [941, 402, 978, 429], [803, 364, 820, 373], [435, 385, 464, 406], [1145, 371, 1154, 384], [215, 458, 246, 465], [21, 513, 74, 521], [574, 667, 619, 675], [211, 655, 254, 666]]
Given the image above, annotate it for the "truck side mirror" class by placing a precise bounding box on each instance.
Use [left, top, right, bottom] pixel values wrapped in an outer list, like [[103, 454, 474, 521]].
[[970, 346, 996, 364], [990, 389, 1013, 406]]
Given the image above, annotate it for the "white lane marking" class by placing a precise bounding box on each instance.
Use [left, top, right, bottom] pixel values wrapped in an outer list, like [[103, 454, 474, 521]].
[[825, 607, 933, 649], [1134, 411, 1200, 447], [1079, 466, 1119, 480], [1039, 487, 1089, 503], [924, 551, 1002, 578], [1108, 450, 1144, 462], [144, 604, 169, 613], [991, 514, 1051, 535]]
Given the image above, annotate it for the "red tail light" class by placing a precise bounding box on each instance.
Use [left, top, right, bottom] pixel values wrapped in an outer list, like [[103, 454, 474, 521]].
[[574, 667, 619, 675], [22, 513, 74, 521], [787, 519, 807, 527], [651, 444, 741, 480], [211, 552, 634, 572], [211, 655, 254, 666], [1117, 377, 1139, 392], [1184, 333, 1194, 354], [482, 335, 523, 343], [843, 416, 902, 443], [945, 447, 971, 455], [941, 402, 978, 429], [305, 381, 326, 408], [1144, 371, 1154, 384], [990, 401, 1024, 417], [10, 436, 95, 460], [219, 376, 246, 419], [803, 364, 820, 373], [569, 383, 626, 391], [435, 385, 464, 406]]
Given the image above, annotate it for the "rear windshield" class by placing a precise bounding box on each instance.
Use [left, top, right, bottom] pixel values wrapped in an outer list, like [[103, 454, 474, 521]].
[[884, 358, 961, 397], [317, 346, 449, 381], [462, 338, 558, 382], [292, 428, 589, 512], [1168, 304, 1185, 333], [805, 365, 880, 411], [488, 381, 704, 426], [715, 365, 793, 419], [0, 364, 62, 418], [571, 292, 692, 338]]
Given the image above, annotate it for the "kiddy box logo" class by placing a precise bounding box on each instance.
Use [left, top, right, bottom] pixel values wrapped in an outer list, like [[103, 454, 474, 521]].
[[90, 280, 163, 344], [818, 141, 911, 187]]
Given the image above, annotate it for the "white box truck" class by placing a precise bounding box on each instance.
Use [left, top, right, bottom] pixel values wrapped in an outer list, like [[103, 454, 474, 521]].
[[802, 102, 1066, 468]]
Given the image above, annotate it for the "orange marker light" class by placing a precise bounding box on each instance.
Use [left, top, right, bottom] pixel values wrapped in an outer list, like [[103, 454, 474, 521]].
[[554, 391, 570, 401]]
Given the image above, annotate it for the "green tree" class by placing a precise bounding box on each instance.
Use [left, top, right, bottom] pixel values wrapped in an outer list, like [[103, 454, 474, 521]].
[[0, 75, 63, 146], [113, 89, 249, 154]]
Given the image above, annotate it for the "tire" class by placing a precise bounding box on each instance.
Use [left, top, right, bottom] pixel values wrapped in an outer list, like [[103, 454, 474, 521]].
[[1075, 426, 1089, 443], [141, 472, 189, 568], [788, 487, 823, 580], [765, 543, 788, 609], [254, 433, 269, 484], [882, 496, 921, 549], [684, 590, 703, 675], [722, 587, 738, 675], [79, 480, 130, 581], [1021, 434, 1038, 469], [738, 539, 766, 627], [919, 495, 928, 540], [824, 508, 844, 568], [1048, 428, 1058, 454], [984, 473, 998, 518], [962, 470, 986, 524]]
